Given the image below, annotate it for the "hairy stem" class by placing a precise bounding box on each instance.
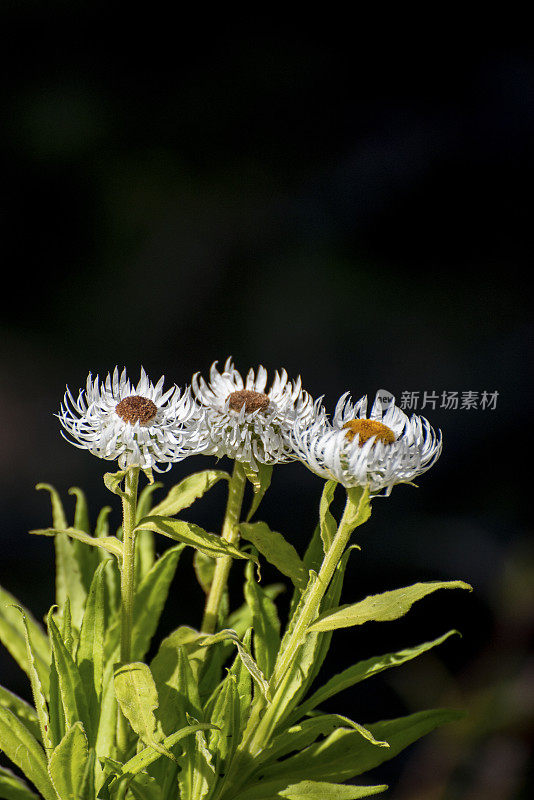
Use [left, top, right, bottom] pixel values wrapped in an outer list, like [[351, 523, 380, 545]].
[[201, 461, 247, 634], [117, 466, 139, 759]]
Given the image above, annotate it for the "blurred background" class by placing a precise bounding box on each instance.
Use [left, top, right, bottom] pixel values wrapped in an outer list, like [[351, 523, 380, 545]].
[[1, 7, 532, 798]]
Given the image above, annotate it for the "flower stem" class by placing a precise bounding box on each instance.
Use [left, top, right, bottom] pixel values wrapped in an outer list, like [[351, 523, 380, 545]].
[[215, 488, 363, 799], [119, 467, 140, 664], [117, 466, 139, 759], [201, 461, 247, 634]]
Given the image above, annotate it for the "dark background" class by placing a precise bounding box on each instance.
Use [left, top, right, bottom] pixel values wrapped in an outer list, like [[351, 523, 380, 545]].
[[1, 8, 533, 798]]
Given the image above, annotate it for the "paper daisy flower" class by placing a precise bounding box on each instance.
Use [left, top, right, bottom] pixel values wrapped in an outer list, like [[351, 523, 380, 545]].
[[292, 392, 442, 495], [58, 367, 198, 471], [189, 358, 324, 469]]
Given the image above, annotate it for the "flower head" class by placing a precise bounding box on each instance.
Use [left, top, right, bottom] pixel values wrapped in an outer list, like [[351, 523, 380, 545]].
[[292, 391, 442, 495], [189, 357, 324, 469], [58, 368, 198, 471]]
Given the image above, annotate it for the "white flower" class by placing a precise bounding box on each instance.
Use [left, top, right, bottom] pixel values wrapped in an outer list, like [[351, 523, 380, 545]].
[[58, 367, 198, 471], [292, 392, 442, 495], [189, 358, 324, 469]]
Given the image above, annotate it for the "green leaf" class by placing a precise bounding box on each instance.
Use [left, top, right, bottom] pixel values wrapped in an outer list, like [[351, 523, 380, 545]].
[[0, 585, 50, 696], [131, 545, 184, 662], [279, 781, 387, 799], [47, 611, 93, 746], [30, 527, 123, 561], [36, 483, 67, 529], [0, 707, 56, 800], [244, 563, 281, 680], [0, 766, 39, 800], [48, 722, 89, 800], [251, 708, 462, 789], [149, 470, 229, 518], [94, 506, 112, 538], [114, 723, 217, 779], [193, 550, 216, 594], [151, 640, 202, 736], [135, 517, 257, 564], [77, 562, 106, 730], [18, 611, 54, 755], [95, 654, 118, 763], [103, 469, 129, 498], [0, 686, 41, 743], [261, 714, 387, 770], [68, 487, 99, 594], [113, 663, 174, 762], [244, 463, 273, 521], [201, 629, 270, 699], [308, 581, 472, 633], [240, 522, 308, 590], [319, 480, 338, 551], [208, 675, 241, 768], [291, 631, 459, 723], [342, 486, 372, 536], [54, 533, 87, 629]]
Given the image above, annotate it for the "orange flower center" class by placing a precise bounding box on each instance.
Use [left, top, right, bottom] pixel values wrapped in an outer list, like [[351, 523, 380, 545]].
[[342, 418, 396, 446], [115, 395, 158, 425], [228, 389, 270, 413]]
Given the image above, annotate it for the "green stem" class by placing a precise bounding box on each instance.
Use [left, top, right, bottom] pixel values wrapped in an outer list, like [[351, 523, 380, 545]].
[[201, 461, 247, 634], [216, 489, 360, 799], [120, 468, 139, 664], [117, 466, 139, 759]]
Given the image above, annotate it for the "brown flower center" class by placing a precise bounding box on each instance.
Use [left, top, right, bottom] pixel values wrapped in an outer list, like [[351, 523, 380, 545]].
[[343, 418, 396, 447], [228, 389, 270, 414], [115, 395, 158, 425]]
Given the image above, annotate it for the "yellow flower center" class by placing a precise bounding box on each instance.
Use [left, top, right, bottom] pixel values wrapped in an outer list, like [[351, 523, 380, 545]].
[[228, 389, 270, 413], [115, 395, 158, 425], [343, 418, 396, 446]]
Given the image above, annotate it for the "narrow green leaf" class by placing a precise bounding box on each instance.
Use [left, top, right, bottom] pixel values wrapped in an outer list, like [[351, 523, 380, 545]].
[[208, 675, 241, 769], [48, 722, 89, 800], [193, 550, 216, 594], [35, 483, 67, 529], [244, 562, 281, 680], [94, 506, 112, 538], [292, 631, 459, 723], [60, 598, 73, 657], [48, 650, 65, 748], [0, 686, 41, 743], [30, 528, 123, 561], [240, 522, 308, 590], [131, 545, 184, 661], [53, 534, 87, 630], [148, 470, 229, 518], [343, 485, 372, 536], [18, 611, 54, 756], [244, 463, 273, 521], [135, 517, 257, 564], [0, 585, 50, 695], [47, 611, 93, 746], [68, 487, 90, 532], [319, 480, 338, 550], [308, 581, 472, 632], [103, 469, 129, 499], [255, 708, 463, 787], [0, 766, 39, 800], [279, 781, 387, 799], [0, 707, 56, 800], [77, 561, 106, 730], [78, 748, 97, 800], [114, 723, 217, 779], [201, 629, 270, 699], [68, 487, 98, 594], [95, 654, 118, 762], [264, 714, 387, 766], [113, 663, 174, 762]]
